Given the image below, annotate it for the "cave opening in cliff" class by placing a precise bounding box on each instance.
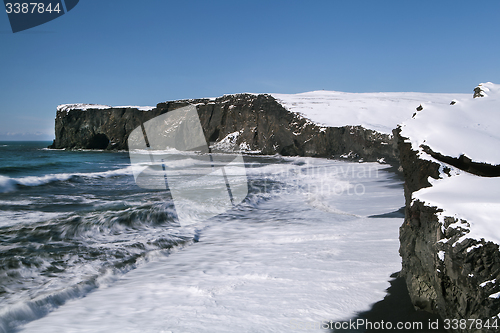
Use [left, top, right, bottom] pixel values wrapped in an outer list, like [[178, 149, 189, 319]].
[[87, 133, 110, 149]]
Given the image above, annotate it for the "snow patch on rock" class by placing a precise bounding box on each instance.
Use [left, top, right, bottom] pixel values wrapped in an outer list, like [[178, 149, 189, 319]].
[[57, 104, 155, 113], [212, 131, 242, 151]]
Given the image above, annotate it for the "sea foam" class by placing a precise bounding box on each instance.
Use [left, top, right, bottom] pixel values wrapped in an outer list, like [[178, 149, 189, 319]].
[[0, 166, 134, 193]]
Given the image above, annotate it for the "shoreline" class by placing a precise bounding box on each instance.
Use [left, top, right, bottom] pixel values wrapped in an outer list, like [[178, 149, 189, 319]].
[[330, 273, 447, 333]]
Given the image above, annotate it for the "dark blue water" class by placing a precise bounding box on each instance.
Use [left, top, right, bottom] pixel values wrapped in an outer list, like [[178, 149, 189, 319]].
[[0, 142, 197, 332]]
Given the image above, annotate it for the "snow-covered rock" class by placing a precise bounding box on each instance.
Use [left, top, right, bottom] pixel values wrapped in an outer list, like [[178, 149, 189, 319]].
[[57, 104, 155, 113], [397, 83, 500, 329], [50, 94, 401, 163]]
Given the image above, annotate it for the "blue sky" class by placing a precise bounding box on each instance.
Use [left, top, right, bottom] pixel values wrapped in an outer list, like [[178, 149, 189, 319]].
[[1, 0, 499, 140]]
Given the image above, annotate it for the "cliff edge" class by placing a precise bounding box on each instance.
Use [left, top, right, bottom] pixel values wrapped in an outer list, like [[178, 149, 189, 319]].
[[397, 82, 500, 332], [49, 94, 400, 164]]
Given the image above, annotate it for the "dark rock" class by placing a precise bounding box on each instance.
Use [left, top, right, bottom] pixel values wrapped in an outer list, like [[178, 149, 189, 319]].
[[49, 94, 400, 165], [421, 145, 500, 177], [473, 86, 486, 98]]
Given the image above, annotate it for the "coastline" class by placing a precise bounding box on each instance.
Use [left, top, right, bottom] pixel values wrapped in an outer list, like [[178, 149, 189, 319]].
[[331, 273, 447, 333]]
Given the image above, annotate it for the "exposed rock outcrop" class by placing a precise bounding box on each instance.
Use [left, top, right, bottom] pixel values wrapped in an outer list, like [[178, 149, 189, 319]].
[[396, 83, 500, 333], [49, 94, 399, 164]]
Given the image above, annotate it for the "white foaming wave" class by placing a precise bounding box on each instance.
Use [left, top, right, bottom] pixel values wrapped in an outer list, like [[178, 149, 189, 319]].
[[0, 211, 65, 228], [0, 233, 197, 333], [0, 199, 32, 205], [0, 176, 16, 193], [130, 147, 199, 156], [305, 193, 362, 217], [0, 166, 134, 193]]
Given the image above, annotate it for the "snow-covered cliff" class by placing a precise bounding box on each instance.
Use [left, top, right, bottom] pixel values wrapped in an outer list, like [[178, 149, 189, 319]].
[[50, 85, 500, 329], [397, 82, 500, 332]]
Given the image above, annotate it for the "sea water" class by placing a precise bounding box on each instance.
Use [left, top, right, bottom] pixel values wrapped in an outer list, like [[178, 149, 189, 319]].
[[0, 142, 404, 332]]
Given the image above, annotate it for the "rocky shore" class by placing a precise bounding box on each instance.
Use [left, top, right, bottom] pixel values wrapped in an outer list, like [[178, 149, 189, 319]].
[[50, 85, 500, 332]]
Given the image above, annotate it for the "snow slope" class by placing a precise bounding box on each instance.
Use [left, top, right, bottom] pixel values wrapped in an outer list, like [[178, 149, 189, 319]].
[[400, 82, 500, 165], [272, 90, 466, 134], [401, 82, 500, 246]]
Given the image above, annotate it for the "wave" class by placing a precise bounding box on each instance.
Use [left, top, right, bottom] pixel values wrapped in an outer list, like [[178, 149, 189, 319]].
[[0, 240, 195, 333], [0, 166, 134, 193], [0, 201, 198, 333], [40, 147, 64, 151]]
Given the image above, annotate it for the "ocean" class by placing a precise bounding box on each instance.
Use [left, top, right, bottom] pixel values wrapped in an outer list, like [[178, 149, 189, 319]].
[[0, 141, 407, 333]]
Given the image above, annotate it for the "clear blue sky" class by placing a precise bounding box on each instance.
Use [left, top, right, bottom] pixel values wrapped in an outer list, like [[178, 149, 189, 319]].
[[1, 0, 499, 140]]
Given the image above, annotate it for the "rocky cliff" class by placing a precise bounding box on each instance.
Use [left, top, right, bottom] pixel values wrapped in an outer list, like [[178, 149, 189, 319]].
[[49, 94, 399, 164], [397, 133, 500, 329], [50, 86, 500, 331], [396, 83, 500, 332]]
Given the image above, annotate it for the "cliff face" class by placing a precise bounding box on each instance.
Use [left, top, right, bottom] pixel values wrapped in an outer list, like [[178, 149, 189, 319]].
[[396, 83, 500, 332], [50, 94, 398, 164], [397, 133, 500, 332]]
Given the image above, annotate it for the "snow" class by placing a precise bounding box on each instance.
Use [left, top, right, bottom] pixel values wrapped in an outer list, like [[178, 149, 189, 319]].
[[480, 279, 496, 288], [272, 90, 466, 134], [489, 292, 500, 299], [211, 132, 262, 154], [57, 104, 155, 112], [115, 105, 156, 111], [467, 243, 483, 253], [400, 82, 500, 165], [414, 171, 500, 246], [57, 104, 111, 112], [211, 131, 241, 151]]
